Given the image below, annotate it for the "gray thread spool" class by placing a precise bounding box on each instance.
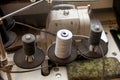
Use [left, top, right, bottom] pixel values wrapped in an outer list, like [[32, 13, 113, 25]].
[[89, 24, 103, 46], [89, 24, 103, 52], [55, 29, 73, 59], [22, 34, 35, 62], [14, 33, 45, 69]]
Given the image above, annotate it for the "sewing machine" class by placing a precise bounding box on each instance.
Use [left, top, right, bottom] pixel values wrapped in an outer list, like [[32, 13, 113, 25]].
[[0, 1, 120, 80]]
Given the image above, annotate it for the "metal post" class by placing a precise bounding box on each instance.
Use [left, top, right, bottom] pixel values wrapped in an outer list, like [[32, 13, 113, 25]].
[[0, 0, 43, 20], [0, 20, 8, 67]]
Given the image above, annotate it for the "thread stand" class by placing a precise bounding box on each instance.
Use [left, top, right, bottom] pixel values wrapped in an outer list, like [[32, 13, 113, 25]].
[[14, 47, 45, 69], [14, 34, 45, 69], [48, 43, 77, 65], [48, 29, 77, 65], [77, 19, 108, 59], [78, 38, 108, 59]]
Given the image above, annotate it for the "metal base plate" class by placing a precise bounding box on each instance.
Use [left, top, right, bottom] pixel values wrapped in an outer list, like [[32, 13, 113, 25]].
[[14, 47, 45, 69], [4, 31, 17, 48], [48, 44, 77, 65], [78, 38, 108, 59]]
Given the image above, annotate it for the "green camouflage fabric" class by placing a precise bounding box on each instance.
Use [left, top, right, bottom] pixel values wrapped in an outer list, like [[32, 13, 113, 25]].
[[67, 57, 120, 80]]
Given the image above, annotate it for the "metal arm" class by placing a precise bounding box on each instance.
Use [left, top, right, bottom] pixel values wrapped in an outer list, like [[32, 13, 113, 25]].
[[0, 20, 8, 67], [0, 0, 43, 20]]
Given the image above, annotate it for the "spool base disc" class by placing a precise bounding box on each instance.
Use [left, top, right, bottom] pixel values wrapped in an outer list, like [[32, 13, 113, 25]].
[[14, 47, 45, 69], [4, 31, 17, 48], [48, 44, 77, 65], [78, 38, 108, 59]]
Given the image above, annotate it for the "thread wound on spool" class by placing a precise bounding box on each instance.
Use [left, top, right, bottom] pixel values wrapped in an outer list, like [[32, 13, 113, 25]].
[[22, 34, 36, 56], [89, 24, 103, 46], [55, 29, 72, 59]]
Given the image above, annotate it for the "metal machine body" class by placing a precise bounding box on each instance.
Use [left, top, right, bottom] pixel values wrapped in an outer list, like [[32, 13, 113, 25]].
[[46, 4, 90, 46], [0, 2, 114, 80]]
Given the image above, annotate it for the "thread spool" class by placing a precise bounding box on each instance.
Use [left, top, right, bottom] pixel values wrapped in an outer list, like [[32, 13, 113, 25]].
[[55, 29, 72, 59], [48, 29, 77, 65], [22, 34, 35, 56], [22, 34, 36, 62], [89, 24, 102, 46], [14, 33, 45, 69], [78, 20, 108, 59]]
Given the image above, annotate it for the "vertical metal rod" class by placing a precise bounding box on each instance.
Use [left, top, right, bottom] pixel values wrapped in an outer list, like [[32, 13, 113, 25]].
[[0, 21, 7, 66], [0, 34, 6, 60], [6, 72, 12, 80], [0, 0, 43, 20]]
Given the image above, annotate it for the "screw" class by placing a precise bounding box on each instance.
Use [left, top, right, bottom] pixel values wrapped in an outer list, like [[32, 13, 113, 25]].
[[25, 34, 31, 40], [112, 52, 117, 56]]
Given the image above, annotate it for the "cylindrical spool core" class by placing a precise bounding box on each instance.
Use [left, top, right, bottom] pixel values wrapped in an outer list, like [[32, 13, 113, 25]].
[[55, 29, 73, 59], [22, 34, 35, 62]]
